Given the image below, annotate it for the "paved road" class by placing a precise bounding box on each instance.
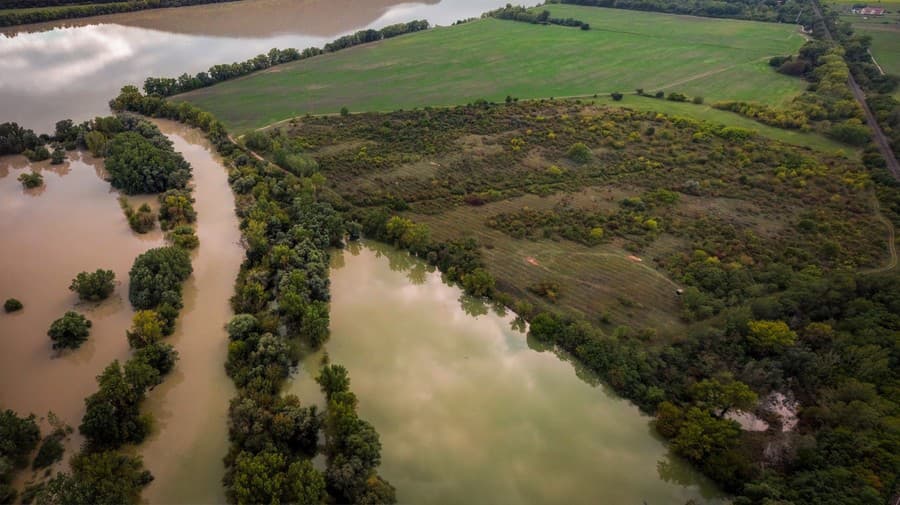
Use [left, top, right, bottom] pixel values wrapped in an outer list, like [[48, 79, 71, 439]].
[[811, 0, 900, 180]]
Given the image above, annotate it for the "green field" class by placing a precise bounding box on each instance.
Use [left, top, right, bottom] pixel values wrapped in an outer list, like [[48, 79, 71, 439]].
[[178, 5, 808, 132]]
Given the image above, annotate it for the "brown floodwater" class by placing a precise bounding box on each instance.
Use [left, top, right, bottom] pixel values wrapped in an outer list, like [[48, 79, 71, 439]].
[[288, 243, 726, 505], [0, 150, 165, 483], [0, 122, 241, 503], [135, 120, 241, 504], [0, 0, 509, 132]]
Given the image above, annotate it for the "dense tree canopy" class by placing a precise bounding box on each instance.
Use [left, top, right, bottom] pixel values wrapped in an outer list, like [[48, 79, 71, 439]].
[[104, 132, 191, 194], [128, 247, 192, 310]]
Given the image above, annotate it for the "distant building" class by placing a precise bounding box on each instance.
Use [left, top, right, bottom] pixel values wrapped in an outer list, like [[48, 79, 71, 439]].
[[851, 6, 886, 15]]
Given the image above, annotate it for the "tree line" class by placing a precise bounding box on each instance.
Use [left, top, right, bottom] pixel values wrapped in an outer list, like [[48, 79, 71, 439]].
[[0, 0, 240, 28], [142, 20, 429, 98], [484, 4, 591, 29], [548, 0, 814, 24]]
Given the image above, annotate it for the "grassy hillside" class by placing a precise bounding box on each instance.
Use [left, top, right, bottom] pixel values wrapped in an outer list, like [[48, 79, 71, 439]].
[[178, 5, 808, 132]]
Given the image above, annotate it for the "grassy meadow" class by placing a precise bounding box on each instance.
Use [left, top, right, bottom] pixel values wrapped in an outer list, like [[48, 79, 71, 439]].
[[178, 5, 808, 132]]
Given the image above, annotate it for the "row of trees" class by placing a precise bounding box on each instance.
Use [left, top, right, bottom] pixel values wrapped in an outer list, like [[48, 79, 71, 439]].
[[142, 20, 429, 98], [0, 0, 240, 28], [485, 4, 591, 29], [826, 4, 900, 159], [549, 0, 814, 24]]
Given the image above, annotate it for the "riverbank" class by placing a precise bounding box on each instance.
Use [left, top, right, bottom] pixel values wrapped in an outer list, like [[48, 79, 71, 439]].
[[0, 0, 241, 28]]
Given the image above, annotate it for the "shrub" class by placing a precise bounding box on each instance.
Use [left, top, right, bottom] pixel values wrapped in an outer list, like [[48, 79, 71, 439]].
[[166, 225, 199, 250], [4, 298, 23, 312], [611, 92, 623, 101], [654, 91, 665, 98], [243, 131, 272, 152], [566, 142, 592, 164], [119, 197, 156, 233], [692, 96, 704, 104], [69, 269, 116, 301], [827, 121, 871, 146], [17, 171, 43, 189], [667, 92, 688, 102], [50, 146, 65, 165], [47, 311, 92, 350], [158, 189, 196, 230]]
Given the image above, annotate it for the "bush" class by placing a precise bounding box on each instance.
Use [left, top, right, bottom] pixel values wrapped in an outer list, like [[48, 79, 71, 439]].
[[69, 269, 116, 301], [566, 142, 592, 164], [667, 92, 688, 102], [4, 298, 23, 312], [654, 91, 665, 98], [692, 96, 704, 104], [17, 171, 43, 189], [243, 131, 272, 152], [47, 311, 92, 350], [158, 189, 196, 230], [611, 92, 623, 101], [827, 121, 871, 146], [119, 197, 156, 233], [50, 146, 65, 165], [166, 225, 199, 249]]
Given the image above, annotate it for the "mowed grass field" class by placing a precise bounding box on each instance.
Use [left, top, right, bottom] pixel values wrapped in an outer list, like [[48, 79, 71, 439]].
[[178, 5, 808, 132]]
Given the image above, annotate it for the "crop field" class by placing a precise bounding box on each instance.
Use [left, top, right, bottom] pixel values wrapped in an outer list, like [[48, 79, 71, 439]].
[[248, 101, 888, 338], [178, 5, 808, 132]]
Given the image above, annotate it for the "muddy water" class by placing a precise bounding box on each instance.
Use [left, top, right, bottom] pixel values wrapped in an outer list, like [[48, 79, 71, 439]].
[[0, 0, 509, 131], [288, 243, 725, 505], [0, 151, 165, 480], [135, 120, 241, 504]]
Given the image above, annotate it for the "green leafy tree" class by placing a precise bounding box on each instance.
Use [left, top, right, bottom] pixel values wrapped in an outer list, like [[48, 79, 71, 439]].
[[128, 247, 192, 310], [747, 320, 796, 352], [48, 311, 92, 350], [37, 451, 152, 505], [84, 131, 107, 157], [317, 364, 350, 399], [690, 376, 758, 418], [104, 132, 190, 194], [126, 310, 164, 349], [69, 269, 115, 301], [670, 407, 741, 463]]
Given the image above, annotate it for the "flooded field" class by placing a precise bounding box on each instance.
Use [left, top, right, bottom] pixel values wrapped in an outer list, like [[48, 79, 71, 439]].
[[0, 150, 164, 481]]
